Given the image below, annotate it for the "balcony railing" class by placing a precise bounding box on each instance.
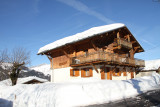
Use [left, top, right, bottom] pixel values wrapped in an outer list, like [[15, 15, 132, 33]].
[[70, 51, 145, 67], [114, 38, 132, 49]]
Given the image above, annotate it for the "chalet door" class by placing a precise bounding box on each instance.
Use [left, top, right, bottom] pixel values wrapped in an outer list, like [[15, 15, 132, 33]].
[[131, 71, 134, 79], [101, 67, 110, 80]]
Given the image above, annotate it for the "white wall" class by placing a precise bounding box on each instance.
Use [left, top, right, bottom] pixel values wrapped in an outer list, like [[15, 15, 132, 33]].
[[51, 65, 135, 82], [52, 67, 71, 82]]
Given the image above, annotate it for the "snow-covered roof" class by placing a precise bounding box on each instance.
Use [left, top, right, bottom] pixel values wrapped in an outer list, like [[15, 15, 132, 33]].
[[0, 76, 48, 86], [144, 59, 160, 70], [18, 76, 48, 84], [38, 23, 125, 55]]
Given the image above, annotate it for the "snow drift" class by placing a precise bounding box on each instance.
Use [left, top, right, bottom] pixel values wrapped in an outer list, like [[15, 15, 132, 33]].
[[0, 73, 160, 107]]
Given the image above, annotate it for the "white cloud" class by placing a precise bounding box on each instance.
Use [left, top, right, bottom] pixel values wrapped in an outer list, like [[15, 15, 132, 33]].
[[57, 0, 114, 24], [141, 39, 156, 47]]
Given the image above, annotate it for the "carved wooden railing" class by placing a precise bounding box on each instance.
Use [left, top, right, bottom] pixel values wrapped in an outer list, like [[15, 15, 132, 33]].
[[70, 51, 145, 67], [114, 38, 132, 49]]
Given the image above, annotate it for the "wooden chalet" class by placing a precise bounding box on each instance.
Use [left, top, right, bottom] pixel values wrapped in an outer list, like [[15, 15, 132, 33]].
[[38, 23, 145, 82]]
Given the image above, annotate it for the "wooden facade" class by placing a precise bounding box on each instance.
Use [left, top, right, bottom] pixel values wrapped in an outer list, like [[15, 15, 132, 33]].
[[39, 25, 145, 81]]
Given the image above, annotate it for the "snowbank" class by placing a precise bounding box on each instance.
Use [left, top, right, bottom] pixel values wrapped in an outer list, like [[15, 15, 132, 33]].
[[0, 73, 160, 107], [38, 23, 125, 54]]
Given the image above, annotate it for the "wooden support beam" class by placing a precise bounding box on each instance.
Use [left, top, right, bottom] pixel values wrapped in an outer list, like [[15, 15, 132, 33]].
[[106, 33, 108, 36], [138, 50, 143, 52], [91, 40, 98, 51], [134, 46, 140, 49], [61, 49, 70, 58], [91, 63, 99, 73], [134, 46, 141, 52], [117, 32, 120, 38], [113, 46, 121, 50], [72, 46, 77, 57], [127, 34, 130, 42], [131, 41, 136, 44], [112, 66, 117, 72], [129, 49, 135, 59], [124, 36, 128, 39]]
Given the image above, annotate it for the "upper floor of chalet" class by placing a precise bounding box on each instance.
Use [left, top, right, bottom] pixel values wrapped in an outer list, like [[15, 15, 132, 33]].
[[38, 23, 145, 69]]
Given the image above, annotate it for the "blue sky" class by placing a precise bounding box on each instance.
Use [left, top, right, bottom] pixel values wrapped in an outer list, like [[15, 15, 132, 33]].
[[0, 0, 160, 67]]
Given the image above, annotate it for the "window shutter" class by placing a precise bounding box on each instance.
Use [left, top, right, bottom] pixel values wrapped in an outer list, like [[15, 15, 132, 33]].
[[89, 68, 93, 77], [118, 70, 121, 76], [101, 67, 105, 79], [123, 71, 127, 76], [70, 69, 73, 76], [81, 69, 85, 77], [131, 71, 134, 78], [112, 71, 116, 76], [110, 70, 112, 80], [75, 69, 79, 76], [107, 71, 110, 80]]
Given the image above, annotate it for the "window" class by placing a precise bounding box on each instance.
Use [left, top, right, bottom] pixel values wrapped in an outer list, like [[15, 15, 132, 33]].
[[70, 69, 79, 77], [113, 68, 121, 76], [85, 69, 90, 76], [123, 68, 127, 76], [81, 68, 93, 77]]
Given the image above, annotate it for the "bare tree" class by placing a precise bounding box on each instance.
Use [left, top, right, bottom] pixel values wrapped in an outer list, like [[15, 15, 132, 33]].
[[0, 49, 9, 64], [9, 47, 30, 85], [0, 49, 9, 81], [0, 47, 30, 85]]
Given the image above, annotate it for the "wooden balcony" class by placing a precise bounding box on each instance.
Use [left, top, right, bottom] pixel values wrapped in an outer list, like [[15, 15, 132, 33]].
[[114, 38, 132, 50], [70, 51, 145, 67]]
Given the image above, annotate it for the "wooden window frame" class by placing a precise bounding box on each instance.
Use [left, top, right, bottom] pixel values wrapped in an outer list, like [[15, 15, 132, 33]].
[[70, 69, 79, 77], [81, 68, 93, 77], [123, 68, 127, 76], [100, 67, 111, 80], [113, 68, 121, 76]]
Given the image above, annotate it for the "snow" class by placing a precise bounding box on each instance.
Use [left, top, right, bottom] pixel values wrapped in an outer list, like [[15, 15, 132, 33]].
[[0, 76, 48, 86], [38, 23, 125, 55], [144, 59, 160, 70], [0, 73, 160, 107], [30, 64, 51, 76]]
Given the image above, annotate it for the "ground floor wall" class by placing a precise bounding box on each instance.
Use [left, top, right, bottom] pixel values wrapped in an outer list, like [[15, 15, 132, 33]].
[[51, 65, 136, 83]]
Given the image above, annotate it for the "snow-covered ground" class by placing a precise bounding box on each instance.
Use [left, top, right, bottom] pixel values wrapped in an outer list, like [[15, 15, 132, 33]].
[[0, 73, 160, 107]]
